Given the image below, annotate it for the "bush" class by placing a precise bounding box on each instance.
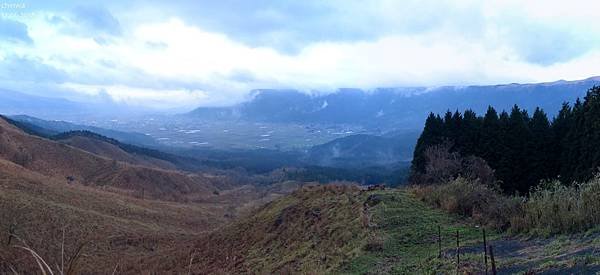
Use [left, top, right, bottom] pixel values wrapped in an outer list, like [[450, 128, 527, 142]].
[[411, 177, 523, 230], [413, 174, 600, 235], [411, 142, 496, 186]]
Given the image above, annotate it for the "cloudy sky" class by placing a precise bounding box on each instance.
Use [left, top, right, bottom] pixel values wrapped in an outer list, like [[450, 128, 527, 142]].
[[1, 0, 600, 109]]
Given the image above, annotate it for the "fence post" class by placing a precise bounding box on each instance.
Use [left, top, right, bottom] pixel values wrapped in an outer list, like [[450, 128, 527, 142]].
[[483, 228, 488, 275], [489, 245, 497, 275], [456, 229, 460, 274], [438, 225, 442, 259]]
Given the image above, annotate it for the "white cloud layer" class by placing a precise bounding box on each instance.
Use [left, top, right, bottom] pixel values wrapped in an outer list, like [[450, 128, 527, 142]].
[[1, 0, 600, 109]]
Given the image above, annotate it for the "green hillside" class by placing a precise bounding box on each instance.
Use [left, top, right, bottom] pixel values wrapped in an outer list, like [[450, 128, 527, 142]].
[[341, 189, 490, 274]]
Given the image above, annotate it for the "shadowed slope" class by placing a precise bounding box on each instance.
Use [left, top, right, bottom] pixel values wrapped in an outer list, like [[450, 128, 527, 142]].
[[0, 117, 217, 201], [59, 135, 177, 170]]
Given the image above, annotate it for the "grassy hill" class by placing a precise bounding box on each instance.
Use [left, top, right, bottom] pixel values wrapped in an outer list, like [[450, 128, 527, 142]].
[[0, 117, 219, 201], [51, 130, 196, 171], [157, 186, 598, 274], [0, 157, 230, 274], [139, 186, 492, 274], [150, 184, 367, 274]]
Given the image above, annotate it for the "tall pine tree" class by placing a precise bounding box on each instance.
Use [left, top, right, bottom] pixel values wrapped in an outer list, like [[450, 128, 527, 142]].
[[528, 107, 553, 184], [552, 103, 573, 180], [478, 106, 503, 168], [411, 113, 445, 174]]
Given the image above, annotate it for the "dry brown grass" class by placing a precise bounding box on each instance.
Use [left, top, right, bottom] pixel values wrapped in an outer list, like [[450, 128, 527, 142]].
[[410, 177, 524, 230], [411, 175, 600, 235], [0, 117, 219, 202], [144, 184, 368, 274], [510, 176, 600, 235], [61, 135, 178, 170], [0, 159, 296, 273], [0, 155, 235, 274], [0, 117, 364, 274]]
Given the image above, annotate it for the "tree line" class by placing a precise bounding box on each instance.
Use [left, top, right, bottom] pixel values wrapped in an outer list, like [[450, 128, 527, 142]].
[[411, 86, 600, 194]]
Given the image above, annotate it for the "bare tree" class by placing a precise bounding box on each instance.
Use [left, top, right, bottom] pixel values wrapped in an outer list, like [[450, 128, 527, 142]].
[[416, 141, 497, 186], [423, 142, 462, 184]]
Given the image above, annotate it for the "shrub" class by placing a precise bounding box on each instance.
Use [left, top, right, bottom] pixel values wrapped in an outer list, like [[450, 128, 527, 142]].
[[411, 177, 523, 230], [411, 143, 496, 186], [414, 173, 600, 235]]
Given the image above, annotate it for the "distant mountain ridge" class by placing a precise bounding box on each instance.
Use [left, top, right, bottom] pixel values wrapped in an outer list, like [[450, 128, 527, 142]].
[[2, 116, 213, 172], [188, 77, 600, 130], [9, 115, 158, 146], [0, 89, 84, 117]]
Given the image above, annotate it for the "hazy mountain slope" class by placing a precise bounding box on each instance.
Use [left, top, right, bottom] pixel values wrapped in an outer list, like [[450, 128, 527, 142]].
[[0, 89, 84, 118], [188, 77, 600, 129], [10, 115, 158, 146], [306, 131, 419, 168], [0, 117, 217, 201]]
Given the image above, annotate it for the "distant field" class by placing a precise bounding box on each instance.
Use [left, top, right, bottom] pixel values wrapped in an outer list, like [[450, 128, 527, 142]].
[[83, 117, 373, 150]]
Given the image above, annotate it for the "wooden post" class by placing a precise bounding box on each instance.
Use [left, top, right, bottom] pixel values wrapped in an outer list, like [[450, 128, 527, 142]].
[[456, 230, 460, 274], [489, 245, 497, 275], [483, 228, 488, 275], [438, 225, 442, 258]]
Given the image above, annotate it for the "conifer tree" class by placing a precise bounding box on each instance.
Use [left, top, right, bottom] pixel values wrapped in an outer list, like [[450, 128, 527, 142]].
[[562, 98, 585, 183], [552, 103, 573, 180], [528, 107, 553, 183], [460, 109, 481, 156], [570, 86, 600, 182], [411, 113, 445, 174], [498, 105, 533, 193], [479, 106, 502, 168]]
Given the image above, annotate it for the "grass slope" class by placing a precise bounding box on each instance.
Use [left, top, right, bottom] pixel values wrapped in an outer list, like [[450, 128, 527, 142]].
[[60, 135, 178, 170], [342, 189, 492, 274], [0, 158, 229, 274], [155, 187, 495, 274], [168, 184, 368, 274], [347, 189, 600, 274]]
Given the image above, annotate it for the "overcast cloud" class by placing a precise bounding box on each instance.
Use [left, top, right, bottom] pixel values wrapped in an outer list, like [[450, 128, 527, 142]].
[[1, 0, 600, 109]]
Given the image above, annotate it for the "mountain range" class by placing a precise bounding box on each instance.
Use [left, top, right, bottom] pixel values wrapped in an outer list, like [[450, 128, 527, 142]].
[[188, 77, 600, 130]]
